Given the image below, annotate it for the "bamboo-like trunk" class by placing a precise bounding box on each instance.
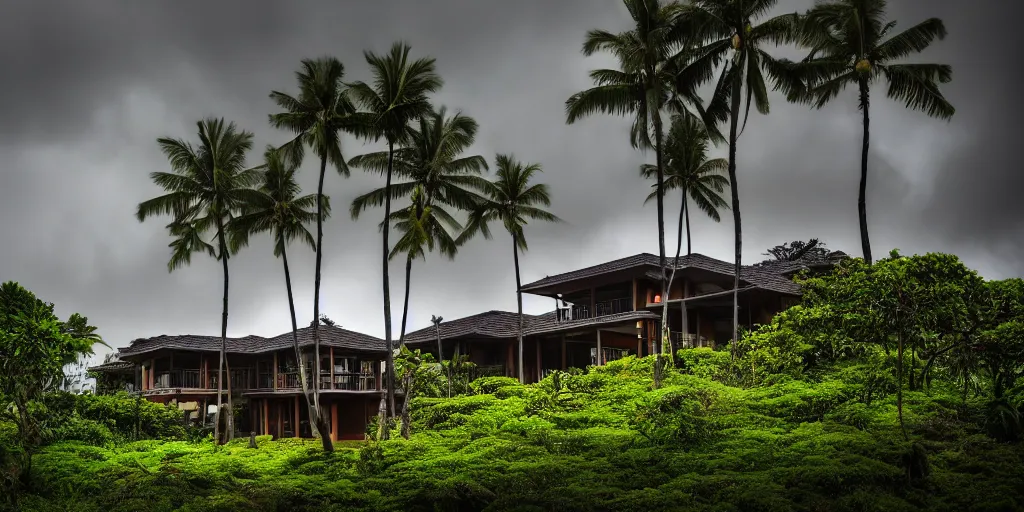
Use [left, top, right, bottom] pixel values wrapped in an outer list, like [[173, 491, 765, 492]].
[[727, 59, 743, 359], [858, 79, 873, 264], [383, 141, 397, 416], [282, 241, 332, 451], [513, 234, 525, 383]]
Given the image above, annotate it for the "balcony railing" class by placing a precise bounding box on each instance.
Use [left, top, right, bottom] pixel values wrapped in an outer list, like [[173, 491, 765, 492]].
[[670, 332, 710, 348], [558, 296, 632, 322], [151, 369, 202, 390]]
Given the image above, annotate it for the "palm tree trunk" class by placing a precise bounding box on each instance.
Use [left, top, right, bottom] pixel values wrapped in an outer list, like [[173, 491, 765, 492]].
[[282, 242, 332, 451], [312, 155, 327, 425], [667, 190, 686, 361], [858, 79, 872, 265], [224, 355, 234, 442], [399, 254, 413, 346], [383, 141, 397, 417], [512, 233, 525, 383], [897, 328, 907, 440], [214, 220, 230, 444], [727, 62, 743, 360], [684, 195, 692, 256], [652, 79, 668, 389]]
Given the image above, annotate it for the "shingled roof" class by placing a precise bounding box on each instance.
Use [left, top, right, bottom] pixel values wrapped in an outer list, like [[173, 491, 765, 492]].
[[402, 309, 658, 344], [118, 324, 386, 359], [524, 252, 806, 295]]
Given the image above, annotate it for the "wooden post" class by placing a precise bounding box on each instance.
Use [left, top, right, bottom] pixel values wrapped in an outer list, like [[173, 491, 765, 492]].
[[294, 396, 300, 438], [560, 335, 567, 370], [590, 287, 596, 318], [507, 342, 515, 379], [273, 353, 278, 390], [329, 347, 335, 390], [149, 359, 155, 389], [331, 403, 339, 441], [535, 338, 542, 382], [141, 364, 147, 392], [632, 279, 638, 311], [263, 399, 269, 436], [596, 330, 602, 366]]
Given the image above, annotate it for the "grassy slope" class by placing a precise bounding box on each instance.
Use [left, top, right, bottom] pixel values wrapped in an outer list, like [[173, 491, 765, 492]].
[[12, 355, 1024, 512]]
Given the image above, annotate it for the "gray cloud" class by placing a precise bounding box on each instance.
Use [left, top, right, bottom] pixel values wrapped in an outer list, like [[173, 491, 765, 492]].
[[0, 0, 1018, 357]]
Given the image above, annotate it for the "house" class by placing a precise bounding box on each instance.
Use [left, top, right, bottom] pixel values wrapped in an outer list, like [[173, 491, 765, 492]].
[[402, 252, 827, 383], [90, 251, 832, 439], [91, 321, 388, 441]]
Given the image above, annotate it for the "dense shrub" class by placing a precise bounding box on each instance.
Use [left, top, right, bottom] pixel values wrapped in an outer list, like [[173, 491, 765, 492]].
[[39, 391, 188, 443]]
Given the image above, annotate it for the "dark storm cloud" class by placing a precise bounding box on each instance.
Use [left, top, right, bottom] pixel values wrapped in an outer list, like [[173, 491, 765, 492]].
[[0, 0, 1018, 357]]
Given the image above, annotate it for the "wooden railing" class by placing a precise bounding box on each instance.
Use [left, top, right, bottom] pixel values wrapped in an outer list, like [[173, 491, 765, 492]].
[[152, 370, 202, 389], [670, 332, 710, 348], [558, 296, 632, 322]]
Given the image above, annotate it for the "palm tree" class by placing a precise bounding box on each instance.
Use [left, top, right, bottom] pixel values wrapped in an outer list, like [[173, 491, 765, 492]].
[[459, 154, 562, 382], [348, 41, 443, 416], [350, 106, 489, 343], [230, 146, 332, 450], [640, 114, 730, 257], [136, 117, 258, 444], [640, 114, 729, 355], [565, 0, 716, 385], [791, 0, 954, 264], [268, 57, 357, 452], [678, 0, 800, 355]]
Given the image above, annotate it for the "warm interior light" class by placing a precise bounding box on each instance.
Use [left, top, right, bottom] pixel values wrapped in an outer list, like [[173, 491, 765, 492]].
[[635, 321, 643, 329], [654, 294, 661, 303]]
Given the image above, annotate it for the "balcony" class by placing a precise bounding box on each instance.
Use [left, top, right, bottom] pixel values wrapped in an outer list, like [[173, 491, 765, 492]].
[[670, 331, 711, 349], [152, 369, 203, 390], [557, 296, 632, 322]]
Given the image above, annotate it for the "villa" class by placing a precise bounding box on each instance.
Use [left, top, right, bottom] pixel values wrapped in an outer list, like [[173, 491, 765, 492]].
[[89, 251, 839, 440]]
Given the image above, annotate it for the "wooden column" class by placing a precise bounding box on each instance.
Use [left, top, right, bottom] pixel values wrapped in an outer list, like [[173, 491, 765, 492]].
[[329, 347, 334, 390], [141, 364, 147, 391], [596, 330, 602, 366], [331, 403, 339, 441], [560, 335, 567, 370], [263, 399, 269, 436], [507, 342, 515, 379], [590, 287, 596, 318], [294, 396, 300, 438], [632, 279, 638, 311], [149, 359, 155, 389], [535, 338, 542, 382], [272, 353, 278, 390]]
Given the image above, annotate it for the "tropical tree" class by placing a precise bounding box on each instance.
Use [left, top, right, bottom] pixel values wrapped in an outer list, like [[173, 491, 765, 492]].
[[640, 113, 729, 354], [136, 117, 257, 444], [791, 0, 954, 264], [230, 146, 332, 450], [347, 41, 443, 416], [0, 282, 104, 496], [677, 0, 800, 355], [350, 106, 489, 343], [268, 57, 357, 452], [565, 0, 722, 386], [459, 154, 561, 382], [640, 114, 729, 258]]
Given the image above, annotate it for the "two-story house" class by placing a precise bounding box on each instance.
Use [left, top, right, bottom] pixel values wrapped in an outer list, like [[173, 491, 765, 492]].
[[401, 252, 830, 383], [93, 321, 388, 441], [90, 251, 836, 439]]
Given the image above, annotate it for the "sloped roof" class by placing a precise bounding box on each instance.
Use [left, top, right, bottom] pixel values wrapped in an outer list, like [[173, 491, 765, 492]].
[[118, 324, 387, 359], [526, 252, 805, 295], [87, 360, 135, 374], [402, 309, 658, 344]]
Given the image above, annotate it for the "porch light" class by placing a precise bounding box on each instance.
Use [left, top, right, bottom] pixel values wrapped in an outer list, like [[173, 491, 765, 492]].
[[635, 321, 643, 329]]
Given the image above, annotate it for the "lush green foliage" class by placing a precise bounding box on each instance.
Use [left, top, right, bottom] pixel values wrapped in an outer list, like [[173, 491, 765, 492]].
[[7, 354, 1023, 511]]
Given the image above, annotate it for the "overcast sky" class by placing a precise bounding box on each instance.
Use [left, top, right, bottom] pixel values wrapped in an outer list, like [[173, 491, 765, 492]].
[[1, 0, 1021, 357]]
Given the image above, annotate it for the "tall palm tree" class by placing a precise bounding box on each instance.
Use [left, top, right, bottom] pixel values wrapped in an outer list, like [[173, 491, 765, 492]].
[[640, 114, 729, 354], [230, 147, 332, 450], [348, 41, 443, 416], [350, 106, 490, 343], [268, 57, 356, 452], [136, 117, 258, 444], [791, 0, 954, 264], [640, 114, 730, 257], [565, 0, 716, 385], [459, 154, 562, 382], [678, 0, 800, 355]]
